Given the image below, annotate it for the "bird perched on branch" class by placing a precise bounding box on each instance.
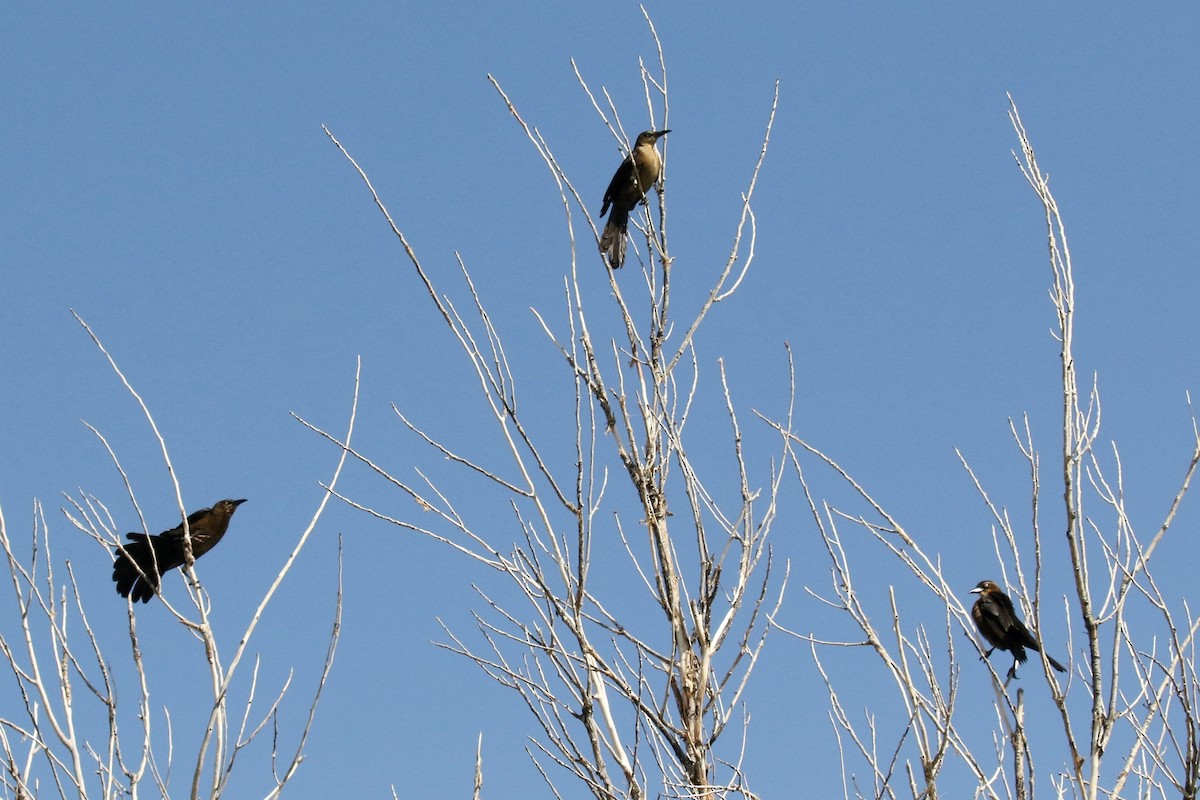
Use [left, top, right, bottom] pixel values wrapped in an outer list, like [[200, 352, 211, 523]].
[[113, 498, 247, 603], [599, 129, 670, 269], [970, 579, 1066, 677]]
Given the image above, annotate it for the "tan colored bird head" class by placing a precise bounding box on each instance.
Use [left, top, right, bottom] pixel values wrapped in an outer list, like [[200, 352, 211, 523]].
[[635, 129, 670, 146]]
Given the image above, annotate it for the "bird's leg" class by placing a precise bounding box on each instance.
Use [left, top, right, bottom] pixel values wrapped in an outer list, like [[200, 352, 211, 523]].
[[980, 646, 995, 662]]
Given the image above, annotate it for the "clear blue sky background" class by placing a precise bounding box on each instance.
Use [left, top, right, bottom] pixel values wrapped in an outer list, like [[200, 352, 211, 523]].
[[3, 4, 1199, 797]]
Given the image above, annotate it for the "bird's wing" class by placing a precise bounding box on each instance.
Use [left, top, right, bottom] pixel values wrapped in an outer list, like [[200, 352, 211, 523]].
[[985, 590, 1020, 630], [185, 506, 214, 526], [991, 589, 1017, 614], [601, 156, 634, 216], [973, 599, 1009, 645], [155, 507, 213, 542]]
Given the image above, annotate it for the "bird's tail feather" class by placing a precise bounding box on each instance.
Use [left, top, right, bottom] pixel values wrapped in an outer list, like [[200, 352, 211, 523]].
[[600, 208, 629, 269], [1029, 641, 1067, 673]]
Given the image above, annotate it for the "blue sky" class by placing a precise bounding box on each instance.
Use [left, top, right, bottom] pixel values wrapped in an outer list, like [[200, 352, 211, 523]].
[[3, 3, 1199, 797]]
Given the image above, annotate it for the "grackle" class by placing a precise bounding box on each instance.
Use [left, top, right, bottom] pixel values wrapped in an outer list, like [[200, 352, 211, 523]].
[[970, 579, 1066, 676], [113, 499, 247, 603], [599, 129, 670, 269]]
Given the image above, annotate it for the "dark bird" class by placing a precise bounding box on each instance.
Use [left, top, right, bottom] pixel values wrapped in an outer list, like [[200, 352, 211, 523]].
[[113, 499, 247, 603], [970, 579, 1066, 676], [599, 129, 670, 269]]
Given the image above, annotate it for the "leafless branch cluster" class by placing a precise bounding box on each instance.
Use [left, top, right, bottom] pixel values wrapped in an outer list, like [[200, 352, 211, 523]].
[[316, 15, 784, 800], [5, 15, 1192, 800], [760, 99, 1200, 799], [0, 325, 349, 799], [1010, 97, 1200, 799]]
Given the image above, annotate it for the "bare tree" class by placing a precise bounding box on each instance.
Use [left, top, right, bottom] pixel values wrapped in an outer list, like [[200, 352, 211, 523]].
[[0, 318, 348, 799], [766, 99, 1200, 799], [310, 14, 786, 800]]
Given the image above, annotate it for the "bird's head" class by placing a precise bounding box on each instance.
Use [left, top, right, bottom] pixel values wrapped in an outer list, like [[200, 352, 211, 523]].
[[636, 130, 670, 146], [971, 580, 999, 595], [215, 498, 248, 515]]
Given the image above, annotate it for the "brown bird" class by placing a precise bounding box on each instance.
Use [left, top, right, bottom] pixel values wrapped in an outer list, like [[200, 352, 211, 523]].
[[599, 129, 670, 269], [970, 579, 1066, 676], [113, 499, 247, 603]]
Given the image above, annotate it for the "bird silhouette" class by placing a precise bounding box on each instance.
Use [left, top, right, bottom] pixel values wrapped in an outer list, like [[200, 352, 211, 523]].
[[113, 499, 247, 603], [970, 579, 1066, 677], [599, 129, 669, 268]]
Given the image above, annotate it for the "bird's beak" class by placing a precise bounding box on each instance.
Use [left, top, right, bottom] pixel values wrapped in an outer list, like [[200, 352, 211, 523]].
[[232, 499, 248, 507], [655, 129, 671, 137], [969, 587, 982, 594]]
